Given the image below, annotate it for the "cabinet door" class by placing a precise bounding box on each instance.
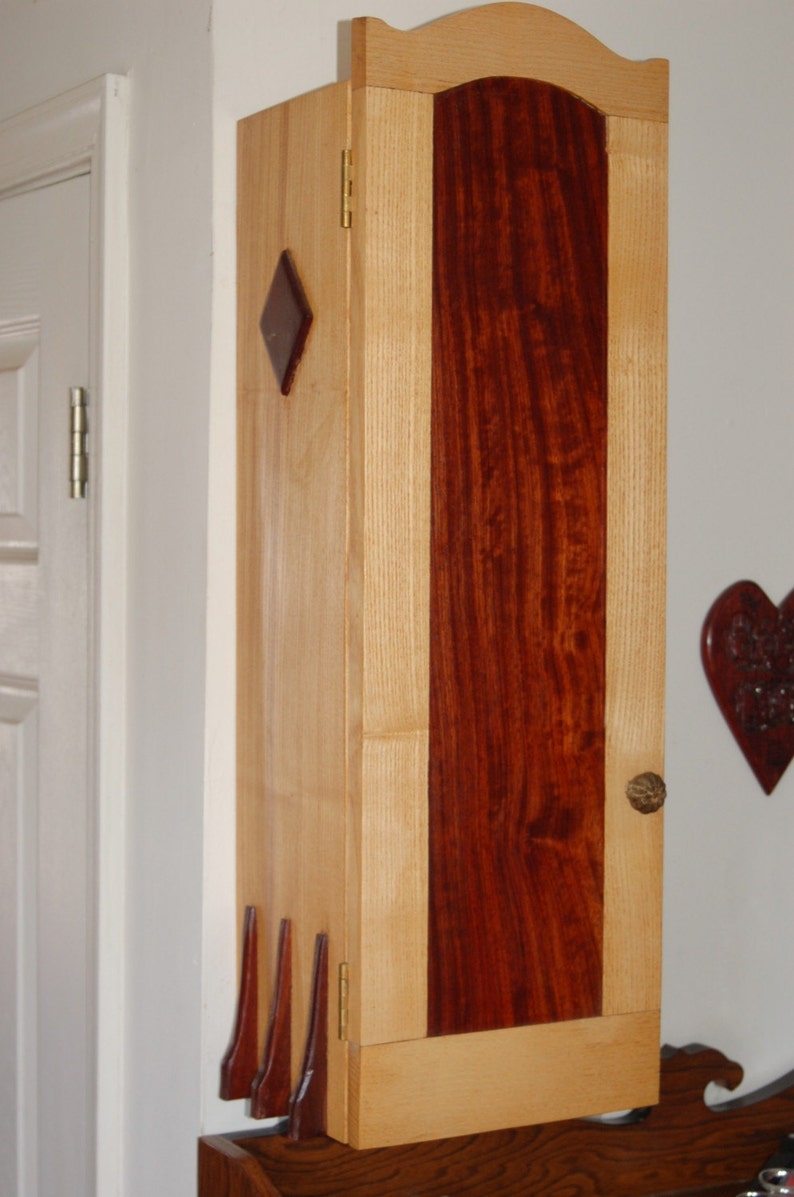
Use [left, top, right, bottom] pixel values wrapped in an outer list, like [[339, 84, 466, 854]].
[[347, 6, 667, 1147]]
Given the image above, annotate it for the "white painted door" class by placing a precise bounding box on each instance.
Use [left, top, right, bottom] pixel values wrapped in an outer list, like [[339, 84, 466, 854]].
[[0, 173, 92, 1195]]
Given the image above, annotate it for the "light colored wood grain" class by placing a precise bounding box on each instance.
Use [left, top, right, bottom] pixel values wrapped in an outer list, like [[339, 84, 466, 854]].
[[348, 1010, 660, 1148], [237, 81, 351, 1141], [352, 3, 668, 122], [353, 87, 433, 739], [357, 731, 428, 1045], [347, 85, 433, 1049], [602, 116, 668, 1016]]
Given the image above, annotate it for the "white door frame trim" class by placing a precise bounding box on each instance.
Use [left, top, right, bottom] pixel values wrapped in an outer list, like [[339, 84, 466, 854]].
[[0, 75, 129, 1197]]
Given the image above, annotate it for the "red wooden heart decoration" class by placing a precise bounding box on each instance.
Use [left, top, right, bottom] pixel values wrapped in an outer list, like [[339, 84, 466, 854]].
[[702, 581, 794, 793]]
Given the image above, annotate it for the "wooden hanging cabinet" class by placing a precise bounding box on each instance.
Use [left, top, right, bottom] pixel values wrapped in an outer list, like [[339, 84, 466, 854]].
[[231, 2, 668, 1149]]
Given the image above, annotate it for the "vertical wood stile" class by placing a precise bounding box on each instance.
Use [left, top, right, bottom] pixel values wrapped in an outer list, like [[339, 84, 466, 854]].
[[602, 116, 668, 1016], [348, 84, 434, 1049]]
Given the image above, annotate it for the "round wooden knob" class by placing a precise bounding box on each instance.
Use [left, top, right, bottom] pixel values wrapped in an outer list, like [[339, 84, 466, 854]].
[[626, 772, 666, 814]]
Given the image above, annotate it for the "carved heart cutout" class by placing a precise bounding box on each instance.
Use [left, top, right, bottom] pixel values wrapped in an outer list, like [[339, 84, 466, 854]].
[[702, 581, 794, 793]]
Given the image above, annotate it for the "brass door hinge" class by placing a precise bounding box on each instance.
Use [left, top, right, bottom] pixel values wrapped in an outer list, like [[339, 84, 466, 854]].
[[338, 962, 350, 1040], [341, 149, 352, 228], [70, 386, 88, 498]]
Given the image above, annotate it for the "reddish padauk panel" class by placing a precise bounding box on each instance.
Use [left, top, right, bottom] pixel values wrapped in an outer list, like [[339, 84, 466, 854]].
[[702, 581, 794, 794], [428, 78, 608, 1036]]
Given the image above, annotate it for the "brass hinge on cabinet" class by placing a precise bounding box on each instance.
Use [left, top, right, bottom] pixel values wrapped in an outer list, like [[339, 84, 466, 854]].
[[340, 149, 352, 228], [70, 386, 88, 498], [338, 962, 350, 1040]]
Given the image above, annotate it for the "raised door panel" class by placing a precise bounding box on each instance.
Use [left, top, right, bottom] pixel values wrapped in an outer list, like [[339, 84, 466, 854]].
[[0, 173, 91, 1196], [0, 686, 37, 1193], [0, 325, 38, 556], [428, 74, 608, 1037]]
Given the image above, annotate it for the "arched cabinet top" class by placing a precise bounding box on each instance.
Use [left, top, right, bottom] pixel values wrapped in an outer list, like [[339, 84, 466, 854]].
[[351, 2, 668, 122]]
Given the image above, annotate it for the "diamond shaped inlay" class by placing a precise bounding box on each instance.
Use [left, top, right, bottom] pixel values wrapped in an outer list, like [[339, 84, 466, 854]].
[[260, 249, 313, 396]]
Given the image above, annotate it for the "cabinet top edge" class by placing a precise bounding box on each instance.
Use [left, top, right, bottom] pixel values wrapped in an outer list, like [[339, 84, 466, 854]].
[[351, 3, 668, 122]]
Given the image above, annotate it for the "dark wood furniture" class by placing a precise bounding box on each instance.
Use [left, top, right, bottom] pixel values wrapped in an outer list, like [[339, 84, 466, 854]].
[[199, 1044, 794, 1196]]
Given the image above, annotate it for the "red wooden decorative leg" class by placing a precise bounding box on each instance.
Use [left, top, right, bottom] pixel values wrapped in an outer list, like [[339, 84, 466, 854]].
[[288, 933, 328, 1140], [251, 918, 292, 1118], [219, 905, 259, 1100]]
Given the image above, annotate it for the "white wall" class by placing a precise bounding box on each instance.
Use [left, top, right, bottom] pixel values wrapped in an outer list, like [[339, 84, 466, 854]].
[[0, 2, 213, 1194], [1, 1, 793, 1195]]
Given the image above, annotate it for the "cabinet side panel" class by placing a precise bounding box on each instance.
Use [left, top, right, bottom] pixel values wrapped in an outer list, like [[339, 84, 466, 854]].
[[428, 78, 608, 1036], [237, 81, 350, 1140], [602, 116, 667, 1016]]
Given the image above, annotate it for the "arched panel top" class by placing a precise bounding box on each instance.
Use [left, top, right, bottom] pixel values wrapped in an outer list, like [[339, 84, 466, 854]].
[[351, 2, 668, 123]]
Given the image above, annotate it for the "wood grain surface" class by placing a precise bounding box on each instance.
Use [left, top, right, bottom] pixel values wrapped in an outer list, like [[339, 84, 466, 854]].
[[200, 1044, 794, 1197], [601, 115, 667, 1017], [348, 1010, 659, 1148], [236, 82, 350, 1142], [428, 77, 608, 1036], [348, 84, 434, 1048], [351, 3, 669, 123]]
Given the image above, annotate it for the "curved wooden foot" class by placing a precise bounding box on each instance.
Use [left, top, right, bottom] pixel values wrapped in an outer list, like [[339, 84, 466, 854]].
[[288, 933, 328, 1140], [251, 918, 292, 1118], [220, 905, 259, 1100]]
